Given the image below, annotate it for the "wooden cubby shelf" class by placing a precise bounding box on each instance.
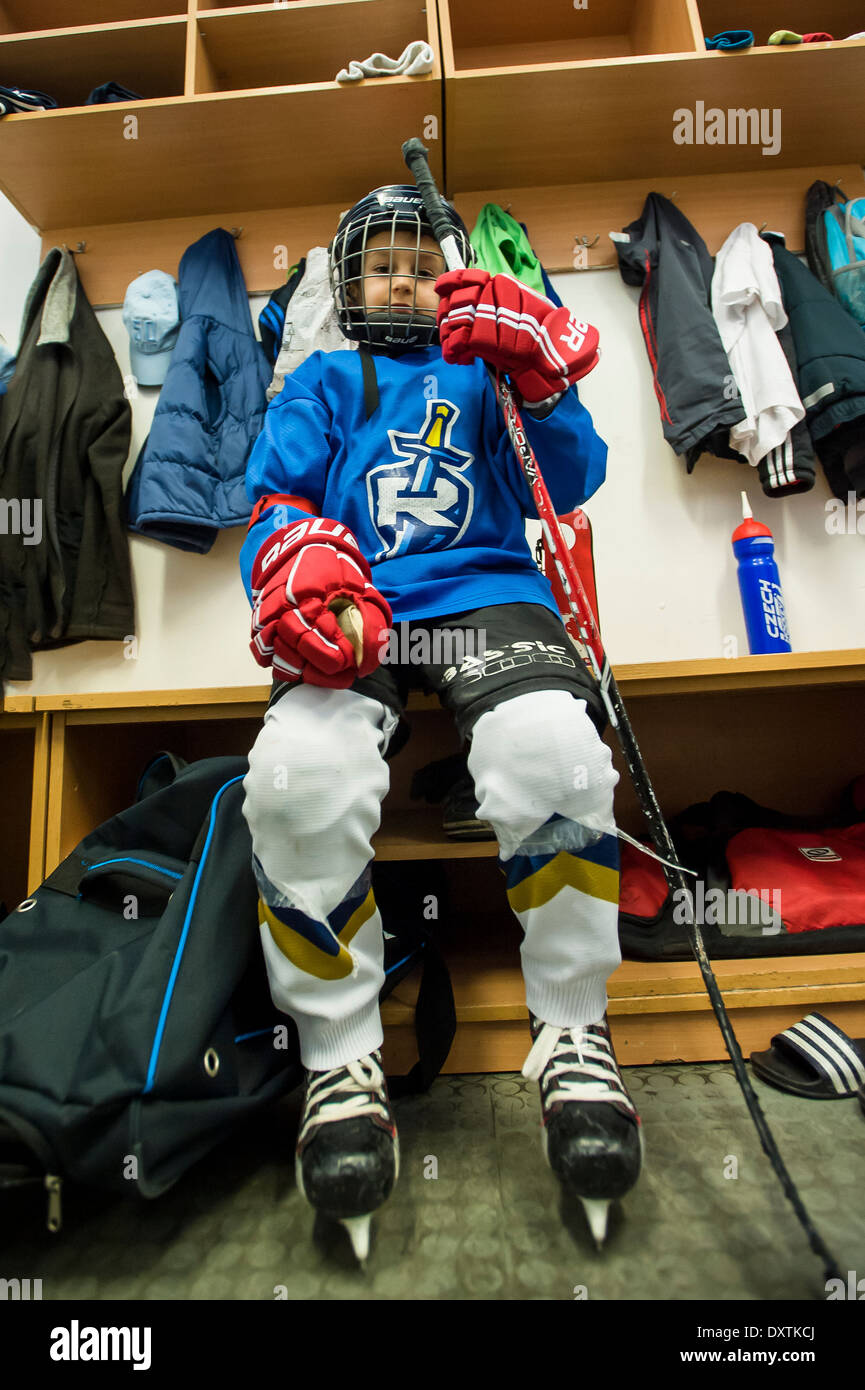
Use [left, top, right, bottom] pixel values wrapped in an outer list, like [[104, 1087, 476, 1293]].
[[1, 0, 861, 306], [4, 648, 863, 1072], [0, 0, 441, 232], [696, 0, 865, 48], [2, 1, 864, 1075], [192, 0, 439, 94], [0, 19, 189, 108], [0, 87, 442, 232], [444, 0, 701, 70], [442, 45, 865, 191]]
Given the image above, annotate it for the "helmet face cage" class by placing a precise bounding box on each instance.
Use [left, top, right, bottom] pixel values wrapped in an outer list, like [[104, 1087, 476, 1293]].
[[330, 187, 473, 351]]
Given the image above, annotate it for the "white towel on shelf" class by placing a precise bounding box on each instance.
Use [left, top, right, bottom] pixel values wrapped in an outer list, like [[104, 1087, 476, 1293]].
[[336, 41, 434, 83]]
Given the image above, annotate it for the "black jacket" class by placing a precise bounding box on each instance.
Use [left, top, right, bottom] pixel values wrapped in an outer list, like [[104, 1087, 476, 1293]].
[[763, 233, 865, 499], [0, 248, 135, 683], [614, 193, 746, 470]]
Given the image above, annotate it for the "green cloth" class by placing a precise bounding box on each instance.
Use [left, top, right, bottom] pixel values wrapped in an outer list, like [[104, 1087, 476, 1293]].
[[469, 204, 546, 294], [768, 30, 802, 44]]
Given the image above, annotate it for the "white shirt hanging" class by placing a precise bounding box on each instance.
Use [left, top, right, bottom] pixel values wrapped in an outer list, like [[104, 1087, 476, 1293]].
[[711, 222, 804, 467]]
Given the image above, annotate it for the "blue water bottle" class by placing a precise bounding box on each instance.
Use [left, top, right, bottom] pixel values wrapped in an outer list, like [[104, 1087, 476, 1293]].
[[731, 491, 792, 654]]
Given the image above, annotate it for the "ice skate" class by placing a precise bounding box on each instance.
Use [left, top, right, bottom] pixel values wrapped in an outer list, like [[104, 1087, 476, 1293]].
[[523, 1014, 643, 1249], [295, 1049, 398, 1265]]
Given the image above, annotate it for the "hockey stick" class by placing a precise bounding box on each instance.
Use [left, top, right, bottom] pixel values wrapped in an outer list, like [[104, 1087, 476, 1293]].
[[402, 136, 842, 1284]]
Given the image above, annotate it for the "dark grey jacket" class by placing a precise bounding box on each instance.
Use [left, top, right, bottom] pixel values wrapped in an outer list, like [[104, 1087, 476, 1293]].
[[614, 193, 746, 471], [0, 248, 134, 683]]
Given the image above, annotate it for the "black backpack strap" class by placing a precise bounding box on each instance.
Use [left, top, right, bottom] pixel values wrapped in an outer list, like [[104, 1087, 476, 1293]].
[[387, 933, 456, 1099], [136, 751, 188, 802], [359, 349, 379, 420]]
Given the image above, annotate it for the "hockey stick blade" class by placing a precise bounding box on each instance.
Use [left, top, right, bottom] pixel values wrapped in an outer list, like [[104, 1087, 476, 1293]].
[[403, 139, 842, 1286]]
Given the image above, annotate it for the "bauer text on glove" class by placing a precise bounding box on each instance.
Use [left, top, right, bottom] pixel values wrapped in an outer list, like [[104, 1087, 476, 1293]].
[[249, 516, 392, 688]]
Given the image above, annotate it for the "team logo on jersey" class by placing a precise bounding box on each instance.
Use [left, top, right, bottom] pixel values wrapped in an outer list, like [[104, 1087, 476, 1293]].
[[367, 400, 474, 560]]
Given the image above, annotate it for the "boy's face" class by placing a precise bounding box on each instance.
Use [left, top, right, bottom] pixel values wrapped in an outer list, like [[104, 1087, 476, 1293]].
[[349, 229, 444, 317]]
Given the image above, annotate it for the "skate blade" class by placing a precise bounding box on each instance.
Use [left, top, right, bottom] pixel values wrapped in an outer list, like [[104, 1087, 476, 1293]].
[[580, 1197, 610, 1250], [340, 1213, 372, 1265]]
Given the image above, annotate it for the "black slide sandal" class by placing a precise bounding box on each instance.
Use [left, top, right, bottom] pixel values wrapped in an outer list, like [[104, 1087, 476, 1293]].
[[750, 1013, 865, 1099]]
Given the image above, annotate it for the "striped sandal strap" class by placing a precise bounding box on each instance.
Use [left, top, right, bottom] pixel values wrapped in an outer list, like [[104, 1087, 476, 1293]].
[[772, 1014, 865, 1096]]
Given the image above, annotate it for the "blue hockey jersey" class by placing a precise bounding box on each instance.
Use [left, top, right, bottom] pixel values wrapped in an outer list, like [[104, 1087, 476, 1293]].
[[240, 345, 607, 623]]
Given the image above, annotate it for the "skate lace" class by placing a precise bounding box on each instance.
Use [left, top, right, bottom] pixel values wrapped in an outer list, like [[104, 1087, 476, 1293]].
[[298, 1053, 391, 1145], [521, 1024, 636, 1115]]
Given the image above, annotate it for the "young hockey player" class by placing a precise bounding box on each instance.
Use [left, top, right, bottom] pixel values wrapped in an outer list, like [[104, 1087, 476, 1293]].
[[239, 186, 643, 1262]]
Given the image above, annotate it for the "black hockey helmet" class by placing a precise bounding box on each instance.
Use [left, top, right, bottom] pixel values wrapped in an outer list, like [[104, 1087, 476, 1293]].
[[329, 184, 473, 351]]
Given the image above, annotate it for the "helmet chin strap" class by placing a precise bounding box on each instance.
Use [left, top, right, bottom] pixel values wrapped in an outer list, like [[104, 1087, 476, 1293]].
[[363, 307, 438, 351]]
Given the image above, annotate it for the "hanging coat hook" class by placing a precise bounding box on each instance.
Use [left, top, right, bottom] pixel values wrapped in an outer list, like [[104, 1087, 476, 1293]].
[[575, 234, 600, 248], [229, 226, 243, 239], [503, 203, 512, 215], [758, 221, 768, 233], [62, 241, 87, 254]]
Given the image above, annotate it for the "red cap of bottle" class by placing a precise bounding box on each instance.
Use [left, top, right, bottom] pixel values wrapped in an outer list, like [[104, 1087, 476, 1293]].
[[732, 491, 773, 543]]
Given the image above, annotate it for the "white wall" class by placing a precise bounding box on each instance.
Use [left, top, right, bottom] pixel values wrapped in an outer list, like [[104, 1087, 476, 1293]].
[[548, 267, 865, 666], [2, 194, 863, 698], [0, 197, 40, 353]]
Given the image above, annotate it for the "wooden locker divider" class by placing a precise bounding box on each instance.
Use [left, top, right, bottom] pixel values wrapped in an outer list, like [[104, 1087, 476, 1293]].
[[0, 710, 43, 910], [27, 711, 51, 895]]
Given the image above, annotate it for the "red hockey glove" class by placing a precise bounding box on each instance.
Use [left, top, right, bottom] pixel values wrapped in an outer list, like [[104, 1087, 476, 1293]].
[[250, 517, 392, 688], [436, 269, 599, 405]]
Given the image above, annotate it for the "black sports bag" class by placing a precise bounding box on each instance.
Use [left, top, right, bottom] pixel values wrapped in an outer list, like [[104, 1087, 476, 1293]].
[[0, 753, 455, 1232]]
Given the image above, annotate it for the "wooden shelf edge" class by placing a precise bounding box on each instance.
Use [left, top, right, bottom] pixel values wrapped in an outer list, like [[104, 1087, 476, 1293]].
[[382, 949, 865, 1026], [0, 14, 190, 42], [444, 37, 865, 81], [382, 998, 865, 1071], [1, 72, 436, 121], [383, 977, 865, 1027], [446, 48, 705, 80], [1, 695, 36, 713], [21, 649, 865, 713], [613, 648, 865, 696], [31, 685, 271, 710]]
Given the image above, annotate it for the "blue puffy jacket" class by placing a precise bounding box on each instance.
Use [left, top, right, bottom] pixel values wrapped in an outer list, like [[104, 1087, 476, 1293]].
[[126, 228, 270, 553]]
